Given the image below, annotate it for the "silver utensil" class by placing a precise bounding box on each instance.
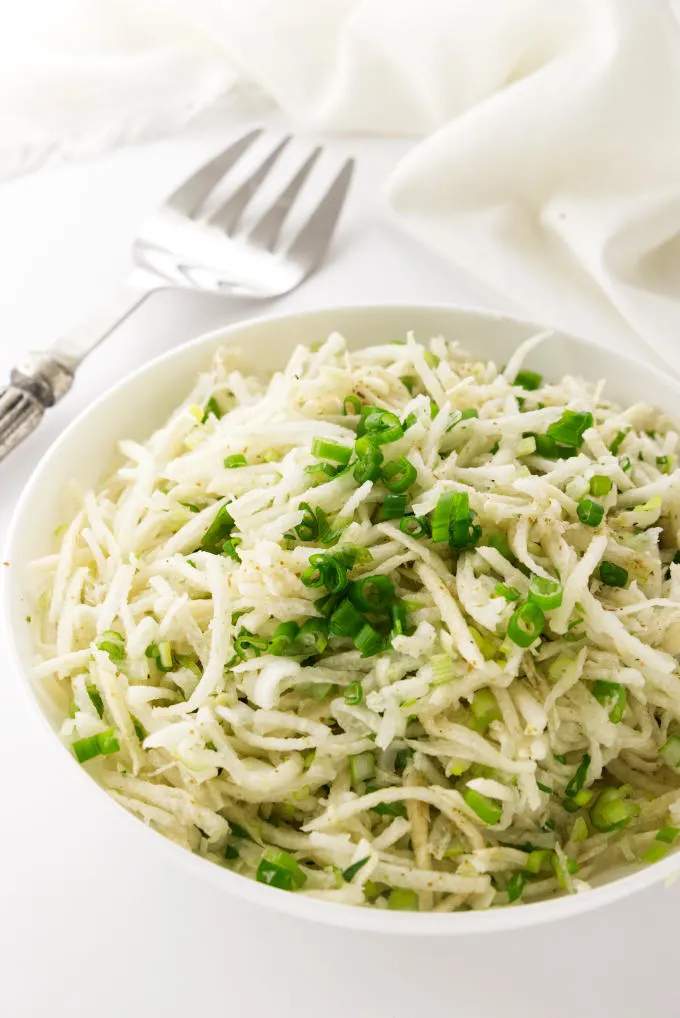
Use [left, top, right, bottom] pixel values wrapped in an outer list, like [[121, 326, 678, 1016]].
[[0, 129, 354, 462]]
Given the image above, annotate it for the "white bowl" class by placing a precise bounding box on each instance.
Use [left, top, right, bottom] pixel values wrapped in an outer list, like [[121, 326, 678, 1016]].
[[6, 303, 680, 935]]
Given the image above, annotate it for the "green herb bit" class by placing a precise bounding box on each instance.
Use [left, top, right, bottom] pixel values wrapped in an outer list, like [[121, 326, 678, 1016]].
[[387, 888, 419, 911], [311, 438, 353, 465], [514, 370, 542, 391], [642, 842, 669, 865], [592, 680, 627, 724], [72, 728, 120, 763], [256, 849, 307, 891], [589, 474, 612, 496], [547, 410, 593, 448], [199, 504, 234, 553], [97, 630, 125, 662], [201, 397, 222, 422], [344, 681, 364, 706], [589, 786, 640, 832], [343, 857, 370, 882], [565, 753, 590, 798], [223, 454, 246, 468], [660, 735, 680, 768], [463, 787, 502, 825], [495, 583, 520, 601], [507, 600, 545, 648], [349, 751, 375, 785], [656, 825, 680, 845], [528, 575, 563, 611], [598, 560, 628, 587]]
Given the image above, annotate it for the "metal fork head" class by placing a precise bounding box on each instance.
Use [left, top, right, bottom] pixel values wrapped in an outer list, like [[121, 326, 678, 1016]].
[[133, 130, 354, 299]]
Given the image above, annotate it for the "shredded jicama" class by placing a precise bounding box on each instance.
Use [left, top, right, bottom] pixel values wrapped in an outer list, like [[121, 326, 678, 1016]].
[[29, 331, 680, 912]]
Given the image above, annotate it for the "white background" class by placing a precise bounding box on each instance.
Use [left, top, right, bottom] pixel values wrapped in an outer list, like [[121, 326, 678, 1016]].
[[0, 109, 678, 1018]]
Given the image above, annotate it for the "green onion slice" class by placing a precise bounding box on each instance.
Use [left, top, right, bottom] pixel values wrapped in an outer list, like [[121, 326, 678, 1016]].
[[380, 493, 408, 520], [547, 410, 593, 448], [598, 560, 628, 587], [72, 728, 120, 763], [344, 681, 364, 706], [495, 583, 520, 601], [577, 498, 604, 527], [224, 454, 246, 468], [348, 574, 395, 613], [311, 438, 353, 465], [514, 370, 542, 391], [527, 575, 563, 611], [381, 457, 417, 494], [387, 888, 419, 911], [507, 601, 545, 648], [256, 849, 307, 891], [592, 680, 626, 724], [589, 474, 612, 496], [463, 787, 502, 825]]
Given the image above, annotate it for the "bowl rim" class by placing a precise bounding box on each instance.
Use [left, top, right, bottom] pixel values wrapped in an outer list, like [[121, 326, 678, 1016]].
[[6, 300, 680, 936]]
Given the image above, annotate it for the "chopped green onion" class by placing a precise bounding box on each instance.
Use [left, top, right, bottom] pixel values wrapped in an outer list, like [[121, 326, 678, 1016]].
[[536, 781, 552, 794], [387, 888, 419, 911], [202, 397, 222, 422], [349, 751, 375, 784], [390, 601, 408, 638], [620, 455, 631, 472], [343, 857, 370, 881], [256, 849, 307, 891], [97, 630, 125, 662], [589, 474, 612, 496], [297, 618, 329, 655], [524, 849, 551, 874], [554, 754, 567, 765], [470, 688, 502, 727], [571, 816, 589, 843], [222, 537, 241, 561], [381, 457, 417, 494], [463, 787, 502, 825], [395, 748, 414, 774], [572, 788, 594, 807], [224, 454, 246, 468], [200, 504, 234, 553], [363, 409, 404, 445], [400, 515, 428, 537], [353, 444, 384, 483], [447, 407, 479, 431], [372, 799, 408, 818], [514, 370, 542, 391], [431, 491, 455, 543], [529, 432, 577, 459], [72, 728, 120, 763], [657, 454, 675, 474], [592, 680, 627, 724], [528, 575, 563, 611], [269, 621, 300, 656], [598, 560, 628, 587], [610, 429, 628, 454], [229, 823, 253, 841], [657, 826, 680, 844], [343, 395, 362, 415], [429, 401, 440, 420], [234, 629, 268, 658], [348, 574, 395, 613], [642, 842, 669, 865], [424, 350, 440, 368], [86, 685, 104, 718], [155, 641, 174, 671], [495, 583, 520, 601], [589, 786, 640, 832], [507, 601, 545, 648], [295, 502, 319, 542], [400, 376, 416, 393], [507, 871, 525, 902], [660, 735, 680, 768], [565, 753, 590, 798], [329, 599, 364, 639], [311, 438, 353, 465], [430, 653, 455, 686], [355, 622, 384, 658], [577, 498, 604, 527], [547, 410, 593, 448], [380, 493, 408, 520], [344, 681, 364, 705], [301, 553, 348, 594]]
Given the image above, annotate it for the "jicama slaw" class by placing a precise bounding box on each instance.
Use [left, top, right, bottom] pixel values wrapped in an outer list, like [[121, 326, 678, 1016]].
[[29, 330, 680, 912]]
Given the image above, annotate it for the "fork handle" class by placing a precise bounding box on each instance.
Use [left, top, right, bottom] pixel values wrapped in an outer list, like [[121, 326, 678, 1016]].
[[0, 353, 75, 461]]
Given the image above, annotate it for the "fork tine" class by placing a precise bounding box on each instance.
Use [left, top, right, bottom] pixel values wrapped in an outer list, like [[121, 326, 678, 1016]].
[[246, 146, 323, 252], [207, 135, 292, 235], [167, 128, 262, 217], [285, 158, 355, 275]]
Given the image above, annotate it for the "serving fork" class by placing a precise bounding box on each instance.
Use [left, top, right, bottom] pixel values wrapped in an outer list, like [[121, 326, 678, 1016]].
[[0, 129, 354, 462]]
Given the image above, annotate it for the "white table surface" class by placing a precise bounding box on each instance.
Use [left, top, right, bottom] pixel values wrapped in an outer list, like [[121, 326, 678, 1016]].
[[1, 108, 678, 1018]]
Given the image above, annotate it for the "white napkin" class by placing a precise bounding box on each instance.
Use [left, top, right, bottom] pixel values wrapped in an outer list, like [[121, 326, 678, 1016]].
[[3, 0, 680, 368]]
